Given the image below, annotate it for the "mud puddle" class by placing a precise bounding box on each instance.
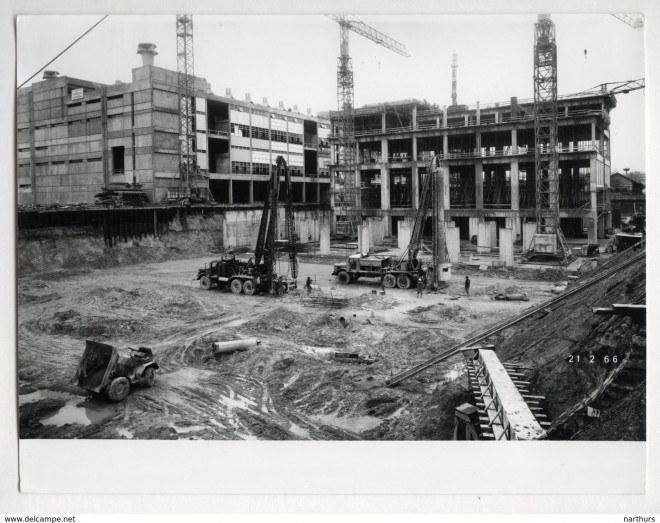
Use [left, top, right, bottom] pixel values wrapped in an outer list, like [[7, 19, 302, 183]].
[[40, 398, 118, 427]]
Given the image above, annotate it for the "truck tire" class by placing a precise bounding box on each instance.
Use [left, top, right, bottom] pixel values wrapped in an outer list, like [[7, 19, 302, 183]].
[[230, 279, 243, 294], [243, 280, 256, 295], [107, 377, 131, 401], [337, 271, 350, 285], [383, 274, 397, 289], [142, 367, 156, 388], [397, 274, 412, 289], [199, 276, 212, 290]]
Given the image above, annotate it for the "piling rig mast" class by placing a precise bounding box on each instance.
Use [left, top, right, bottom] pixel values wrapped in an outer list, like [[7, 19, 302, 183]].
[[252, 156, 298, 293], [531, 14, 568, 259], [327, 15, 410, 238], [393, 155, 449, 287]]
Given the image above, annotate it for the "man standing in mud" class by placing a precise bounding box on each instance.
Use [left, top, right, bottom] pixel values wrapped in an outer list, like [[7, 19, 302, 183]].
[[417, 277, 424, 298], [305, 276, 313, 294], [465, 276, 470, 295]]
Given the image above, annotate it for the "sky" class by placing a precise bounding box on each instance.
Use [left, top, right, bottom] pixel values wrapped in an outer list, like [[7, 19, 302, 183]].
[[16, 13, 646, 173]]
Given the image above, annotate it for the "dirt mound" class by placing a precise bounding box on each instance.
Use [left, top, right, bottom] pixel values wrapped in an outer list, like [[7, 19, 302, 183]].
[[26, 309, 149, 339], [405, 303, 473, 324], [85, 287, 207, 317], [350, 292, 399, 310]]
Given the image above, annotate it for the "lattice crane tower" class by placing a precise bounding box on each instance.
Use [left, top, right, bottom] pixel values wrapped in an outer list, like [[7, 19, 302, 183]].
[[327, 15, 410, 237], [176, 15, 198, 196], [532, 14, 568, 258]]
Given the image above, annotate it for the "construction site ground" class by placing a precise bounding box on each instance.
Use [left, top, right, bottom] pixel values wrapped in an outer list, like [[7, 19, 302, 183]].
[[18, 253, 570, 440]]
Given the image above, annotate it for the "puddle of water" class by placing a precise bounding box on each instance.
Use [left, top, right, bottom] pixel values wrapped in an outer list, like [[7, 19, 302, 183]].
[[160, 368, 214, 388], [282, 373, 300, 389], [224, 317, 253, 328], [174, 424, 205, 434], [117, 428, 134, 439], [19, 389, 72, 405], [311, 413, 382, 433], [40, 399, 117, 427], [300, 346, 335, 355], [289, 422, 311, 439], [386, 406, 407, 420], [219, 388, 257, 412]]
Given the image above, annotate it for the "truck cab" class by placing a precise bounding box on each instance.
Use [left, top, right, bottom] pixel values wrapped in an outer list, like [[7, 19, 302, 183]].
[[332, 253, 394, 284]]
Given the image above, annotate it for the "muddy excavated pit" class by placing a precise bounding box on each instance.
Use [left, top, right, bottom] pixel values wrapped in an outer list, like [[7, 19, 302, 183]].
[[18, 254, 639, 440]]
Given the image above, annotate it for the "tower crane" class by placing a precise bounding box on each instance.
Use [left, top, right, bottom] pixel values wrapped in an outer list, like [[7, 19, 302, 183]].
[[326, 15, 410, 238], [175, 14, 210, 203], [611, 14, 644, 29], [529, 14, 569, 260]]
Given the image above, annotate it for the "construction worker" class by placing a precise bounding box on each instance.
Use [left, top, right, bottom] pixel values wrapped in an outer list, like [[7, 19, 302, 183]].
[[305, 276, 313, 294], [417, 277, 424, 298], [465, 276, 471, 295], [381, 279, 386, 293]]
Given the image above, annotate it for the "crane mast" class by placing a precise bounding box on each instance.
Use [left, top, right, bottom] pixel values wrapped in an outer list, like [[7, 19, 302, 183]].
[[531, 14, 568, 259], [327, 15, 410, 239]]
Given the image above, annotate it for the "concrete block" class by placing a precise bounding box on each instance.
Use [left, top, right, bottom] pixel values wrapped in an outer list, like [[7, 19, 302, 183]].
[[358, 224, 370, 255], [469, 216, 479, 241], [499, 228, 514, 266], [477, 222, 490, 254], [488, 221, 497, 248], [522, 222, 536, 252], [398, 222, 412, 251], [368, 218, 385, 247], [319, 222, 331, 254], [446, 225, 461, 264]]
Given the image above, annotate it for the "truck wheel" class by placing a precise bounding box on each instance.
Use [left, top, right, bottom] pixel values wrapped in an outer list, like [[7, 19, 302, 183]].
[[107, 377, 131, 401], [243, 280, 256, 295], [397, 274, 412, 289], [337, 271, 350, 285], [142, 367, 156, 388], [199, 276, 212, 290], [230, 279, 243, 294], [383, 274, 397, 288]]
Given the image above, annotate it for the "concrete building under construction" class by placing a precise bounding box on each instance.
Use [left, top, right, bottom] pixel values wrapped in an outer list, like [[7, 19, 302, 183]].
[[328, 92, 615, 245], [16, 44, 332, 207]]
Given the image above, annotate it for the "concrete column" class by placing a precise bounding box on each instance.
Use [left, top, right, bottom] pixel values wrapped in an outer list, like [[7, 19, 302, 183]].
[[249, 180, 254, 204], [298, 219, 308, 245], [441, 165, 450, 210], [499, 228, 514, 267], [382, 111, 387, 132], [381, 139, 390, 210], [591, 121, 597, 151], [320, 221, 331, 254], [477, 222, 490, 254], [412, 104, 418, 130], [488, 221, 497, 248], [475, 162, 484, 210], [476, 101, 481, 125], [446, 225, 461, 263], [442, 105, 447, 128], [511, 129, 517, 155], [523, 221, 536, 251], [443, 133, 448, 158], [228, 179, 233, 204], [510, 161, 520, 210], [398, 220, 412, 250], [469, 216, 480, 240]]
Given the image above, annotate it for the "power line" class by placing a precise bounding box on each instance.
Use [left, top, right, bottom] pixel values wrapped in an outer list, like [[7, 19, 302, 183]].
[[17, 15, 109, 89]]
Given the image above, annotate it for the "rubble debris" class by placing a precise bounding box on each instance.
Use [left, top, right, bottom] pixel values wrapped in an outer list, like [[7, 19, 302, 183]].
[[494, 293, 530, 301], [330, 352, 377, 365]]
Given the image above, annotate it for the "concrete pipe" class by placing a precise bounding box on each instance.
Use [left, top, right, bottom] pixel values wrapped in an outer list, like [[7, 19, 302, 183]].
[[213, 339, 261, 354]]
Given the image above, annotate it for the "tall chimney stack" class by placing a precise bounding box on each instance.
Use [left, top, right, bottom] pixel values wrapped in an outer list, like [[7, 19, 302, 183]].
[[137, 43, 158, 66]]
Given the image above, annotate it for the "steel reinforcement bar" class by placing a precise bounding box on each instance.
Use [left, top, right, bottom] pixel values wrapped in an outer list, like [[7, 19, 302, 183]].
[[386, 249, 646, 387]]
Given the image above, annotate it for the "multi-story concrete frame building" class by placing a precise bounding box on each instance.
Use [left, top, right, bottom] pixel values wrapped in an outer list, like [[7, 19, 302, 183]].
[[329, 92, 614, 243], [17, 44, 331, 207]]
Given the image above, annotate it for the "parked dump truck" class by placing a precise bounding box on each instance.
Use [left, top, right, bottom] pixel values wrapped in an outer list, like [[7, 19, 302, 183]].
[[73, 340, 159, 401], [332, 253, 425, 289]]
